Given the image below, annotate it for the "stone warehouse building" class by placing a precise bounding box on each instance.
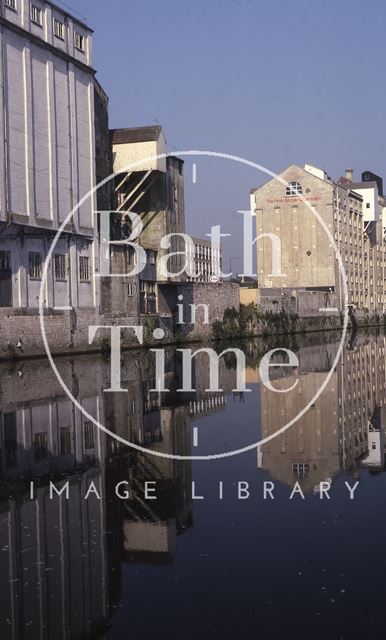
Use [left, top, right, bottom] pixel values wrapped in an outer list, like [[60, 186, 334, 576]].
[[0, 0, 99, 311], [251, 164, 386, 314]]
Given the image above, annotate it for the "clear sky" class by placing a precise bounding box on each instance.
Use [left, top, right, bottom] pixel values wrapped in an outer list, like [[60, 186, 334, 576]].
[[71, 0, 386, 272]]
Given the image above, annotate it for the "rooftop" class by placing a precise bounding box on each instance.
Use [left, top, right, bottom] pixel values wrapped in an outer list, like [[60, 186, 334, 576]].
[[110, 125, 162, 145]]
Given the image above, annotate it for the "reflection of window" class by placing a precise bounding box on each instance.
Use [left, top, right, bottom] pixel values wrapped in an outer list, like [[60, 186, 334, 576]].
[[54, 254, 66, 280], [0, 251, 10, 269], [29, 252, 42, 279], [5, 0, 17, 10], [292, 462, 309, 479], [84, 421, 94, 450], [34, 432, 48, 461], [30, 3, 42, 25], [148, 250, 156, 265], [79, 257, 90, 282], [74, 32, 85, 51], [285, 181, 302, 196], [128, 282, 134, 296], [53, 18, 64, 39], [60, 428, 72, 455], [4, 412, 17, 469]]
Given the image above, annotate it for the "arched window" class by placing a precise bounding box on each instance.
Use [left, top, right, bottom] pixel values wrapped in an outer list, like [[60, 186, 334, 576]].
[[285, 181, 302, 196]]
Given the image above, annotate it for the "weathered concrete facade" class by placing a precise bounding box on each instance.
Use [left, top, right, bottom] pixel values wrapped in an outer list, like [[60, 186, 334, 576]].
[[0, 0, 99, 313]]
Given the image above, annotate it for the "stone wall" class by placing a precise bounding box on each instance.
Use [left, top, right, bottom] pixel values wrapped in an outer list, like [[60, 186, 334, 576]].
[[175, 282, 240, 340], [0, 308, 141, 360], [255, 288, 339, 317]]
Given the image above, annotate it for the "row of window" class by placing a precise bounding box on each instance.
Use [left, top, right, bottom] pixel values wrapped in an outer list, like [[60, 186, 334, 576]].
[[28, 252, 90, 282], [34, 421, 95, 461], [4, 0, 86, 51]]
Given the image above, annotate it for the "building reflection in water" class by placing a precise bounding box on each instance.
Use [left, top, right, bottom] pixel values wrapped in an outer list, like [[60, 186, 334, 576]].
[[1, 335, 386, 635], [0, 347, 231, 637], [257, 334, 386, 492]]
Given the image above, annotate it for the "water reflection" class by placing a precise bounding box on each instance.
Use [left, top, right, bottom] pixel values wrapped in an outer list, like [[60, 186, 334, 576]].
[[0, 332, 386, 637]]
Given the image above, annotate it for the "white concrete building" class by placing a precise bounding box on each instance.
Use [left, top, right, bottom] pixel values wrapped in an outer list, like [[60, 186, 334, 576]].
[[0, 0, 98, 310], [185, 236, 222, 283]]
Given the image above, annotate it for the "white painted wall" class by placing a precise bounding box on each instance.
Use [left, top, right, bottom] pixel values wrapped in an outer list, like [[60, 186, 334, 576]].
[[0, 0, 95, 233], [353, 186, 378, 223], [112, 132, 167, 174]]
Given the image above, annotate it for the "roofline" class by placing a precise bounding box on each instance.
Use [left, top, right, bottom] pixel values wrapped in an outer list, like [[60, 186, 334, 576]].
[[167, 155, 184, 164], [110, 125, 163, 145], [94, 77, 109, 101], [0, 15, 95, 74], [44, 0, 93, 32], [250, 163, 333, 194]]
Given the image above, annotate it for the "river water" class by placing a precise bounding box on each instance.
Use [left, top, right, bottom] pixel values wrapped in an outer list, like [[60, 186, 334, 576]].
[[0, 330, 385, 639]]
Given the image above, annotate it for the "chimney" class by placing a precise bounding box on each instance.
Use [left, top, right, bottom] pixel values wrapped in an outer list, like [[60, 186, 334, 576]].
[[345, 168, 353, 181]]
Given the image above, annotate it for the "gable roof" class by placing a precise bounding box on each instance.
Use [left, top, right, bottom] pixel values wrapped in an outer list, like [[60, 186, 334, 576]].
[[110, 125, 162, 145]]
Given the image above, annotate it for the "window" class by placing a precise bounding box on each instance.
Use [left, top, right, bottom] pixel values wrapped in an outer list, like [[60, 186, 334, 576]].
[[4, 412, 17, 469], [292, 462, 309, 479], [84, 421, 94, 450], [29, 252, 42, 279], [74, 31, 85, 51], [0, 251, 10, 270], [148, 250, 156, 265], [285, 181, 302, 196], [366, 203, 371, 209], [34, 432, 48, 461], [53, 18, 64, 39], [60, 428, 72, 455], [4, 0, 17, 11], [54, 254, 66, 280], [127, 282, 134, 296], [30, 3, 42, 26], [79, 256, 90, 282]]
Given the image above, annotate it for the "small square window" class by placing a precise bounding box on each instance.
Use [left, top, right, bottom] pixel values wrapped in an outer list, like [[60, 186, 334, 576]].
[[366, 203, 371, 209], [53, 18, 64, 39], [79, 256, 90, 282], [74, 31, 85, 51], [29, 252, 42, 279], [4, 0, 17, 11], [30, 3, 42, 26], [54, 254, 66, 280]]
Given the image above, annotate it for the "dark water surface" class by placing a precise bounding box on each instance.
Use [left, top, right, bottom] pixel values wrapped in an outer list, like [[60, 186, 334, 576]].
[[1, 331, 386, 639]]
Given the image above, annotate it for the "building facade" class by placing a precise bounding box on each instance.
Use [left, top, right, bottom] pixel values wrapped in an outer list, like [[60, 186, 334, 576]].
[[0, 0, 98, 311], [109, 125, 185, 317], [185, 236, 222, 283], [251, 164, 386, 314]]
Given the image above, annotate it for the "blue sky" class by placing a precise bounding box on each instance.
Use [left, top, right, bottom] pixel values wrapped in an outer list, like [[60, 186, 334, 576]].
[[71, 0, 386, 271]]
